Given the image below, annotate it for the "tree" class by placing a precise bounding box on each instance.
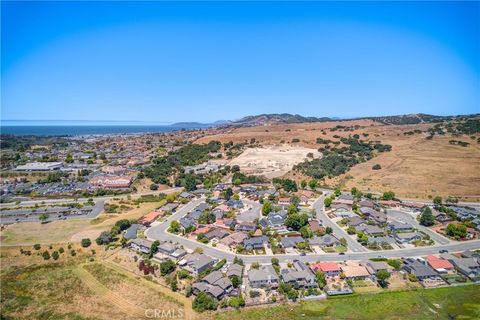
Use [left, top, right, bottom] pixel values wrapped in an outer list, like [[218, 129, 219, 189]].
[[287, 204, 298, 215], [372, 164, 382, 170], [233, 256, 244, 266], [387, 259, 402, 270], [433, 196, 442, 207], [351, 187, 358, 195], [334, 188, 341, 196], [308, 179, 318, 190], [315, 271, 326, 289], [150, 240, 160, 254], [231, 275, 241, 288], [160, 259, 176, 276], [42, 250, 50, 260], [271, 258, 279, 266], [347, 226, 356, 235], [376, 269, 391, 287], [285, 213, 309, 231], [115, 219, 131, 231], [193, 292, 218, 312], [149, 183, 159, 191], [81, 238, 91, 248], [445, 223, 467, 239], [287, 289, 298, 301], [381, 191, 396, 201], [171, 279, 178, 292], [325, 226, 333, 234], [96, 231, 113, 245], [184, 175, 197, 191], [225, 188, 233, 200], [301, 180, 307, 189], [52, 251, 60, 260], [169, 220, 181, 233], [324, 197, 332, 207], [39, 213, 49, 223], [300, 225, 313, 239], [419, 207, 435, 226], [233, 178, 242, 186], [33, 244, 41, 250], [262, 201, 272, 216]]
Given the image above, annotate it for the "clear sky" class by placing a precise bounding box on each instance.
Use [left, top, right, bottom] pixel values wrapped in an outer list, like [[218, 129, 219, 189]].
[[1, 1, 479, 123]]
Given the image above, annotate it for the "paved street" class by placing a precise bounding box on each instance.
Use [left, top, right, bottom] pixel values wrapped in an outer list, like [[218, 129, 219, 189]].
[[0, 187, 183, 208], [0, 200, 105, 224], [312, 193, 367, 252]]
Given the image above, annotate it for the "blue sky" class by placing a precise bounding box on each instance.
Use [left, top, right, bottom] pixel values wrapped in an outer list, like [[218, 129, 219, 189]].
[[1, 1, 479, 123]]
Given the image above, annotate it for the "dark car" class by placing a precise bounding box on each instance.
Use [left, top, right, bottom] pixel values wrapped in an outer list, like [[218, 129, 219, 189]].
[[339, 252, 345, 255], [300, 252, 306, 256], [439, 249, 449, 253]]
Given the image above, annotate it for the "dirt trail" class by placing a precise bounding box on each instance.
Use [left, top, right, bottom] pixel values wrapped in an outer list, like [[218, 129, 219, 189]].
[[101, 260, 197, 320], [73, 265, 147, 319]]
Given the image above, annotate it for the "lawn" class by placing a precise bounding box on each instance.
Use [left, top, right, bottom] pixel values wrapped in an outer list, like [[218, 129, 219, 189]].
[[216, 285, 480, 320]]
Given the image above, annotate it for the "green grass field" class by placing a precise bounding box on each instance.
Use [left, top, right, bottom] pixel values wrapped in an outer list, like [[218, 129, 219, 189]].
[[216, 285, 480, 320]]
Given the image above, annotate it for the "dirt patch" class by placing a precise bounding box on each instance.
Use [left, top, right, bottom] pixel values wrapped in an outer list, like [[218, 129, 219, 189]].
[[229, 146, 320, 178]]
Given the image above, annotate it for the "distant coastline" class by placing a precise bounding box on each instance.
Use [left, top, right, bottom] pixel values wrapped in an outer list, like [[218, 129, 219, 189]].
[[0, 125, 206, 136]]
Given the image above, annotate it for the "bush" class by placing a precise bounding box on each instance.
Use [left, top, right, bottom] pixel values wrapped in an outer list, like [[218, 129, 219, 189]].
[[52, 251, 60, 260], [42, 251, 50, 260], [372, 164, 381, 170], [81, 238, 92, 248], [33, 244, 41, 250], [160, 259, 176, 276], [193, 292, 218, 312]]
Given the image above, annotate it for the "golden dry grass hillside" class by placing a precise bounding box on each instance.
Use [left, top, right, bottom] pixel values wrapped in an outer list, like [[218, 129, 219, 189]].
[[196, 119, 480, 200]]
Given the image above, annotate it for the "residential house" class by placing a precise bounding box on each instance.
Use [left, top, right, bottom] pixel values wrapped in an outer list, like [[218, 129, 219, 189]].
[[347, 216, 366, 227], [403, 258, 439, 280], [243, 236, 268, 250], [341, 265, 371, 280], [180, 253, 215, 276], [362, 261, 393, 276], [281, 260, 318, 288], [426, 255, 454, 274], [278, 197, 291, 206], [139, 211, 160, 226], [248, 265, 279, 288], [192, 270, 233, 299], [226, 264, 243, 278], [308, 219, 325, 234], [219, 232, 248, 248], [310, 262, 341, 277], [310, 234, 341, 247], [236, 221, 257, 232], [129, 239, 153, 254], [357, 225, 384, 236], [204, 228, 229, 241], [123, 224, 143, 240], [431, 209, 450, 222], [280, 236, 305, 248], [394, 232, 422, 244], [388, 221, 414, 233]]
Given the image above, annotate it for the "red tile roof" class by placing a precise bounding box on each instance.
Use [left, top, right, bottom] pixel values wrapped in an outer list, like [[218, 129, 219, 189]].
[[426, 255, 454, 270], [311, 262, 340, 273]]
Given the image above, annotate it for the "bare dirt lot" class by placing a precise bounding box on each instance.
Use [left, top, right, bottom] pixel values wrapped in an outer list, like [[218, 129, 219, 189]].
[[197, 120, 480, 200], [228, 146, 320, 178]]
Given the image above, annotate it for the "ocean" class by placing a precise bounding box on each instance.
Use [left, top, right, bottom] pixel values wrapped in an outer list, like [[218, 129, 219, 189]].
[[0, 125, 203, 136]]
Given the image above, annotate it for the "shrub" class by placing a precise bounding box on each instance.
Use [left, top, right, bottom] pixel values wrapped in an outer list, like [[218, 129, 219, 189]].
[[81, 238, 92, 248], [372, 164, 381, 170]]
